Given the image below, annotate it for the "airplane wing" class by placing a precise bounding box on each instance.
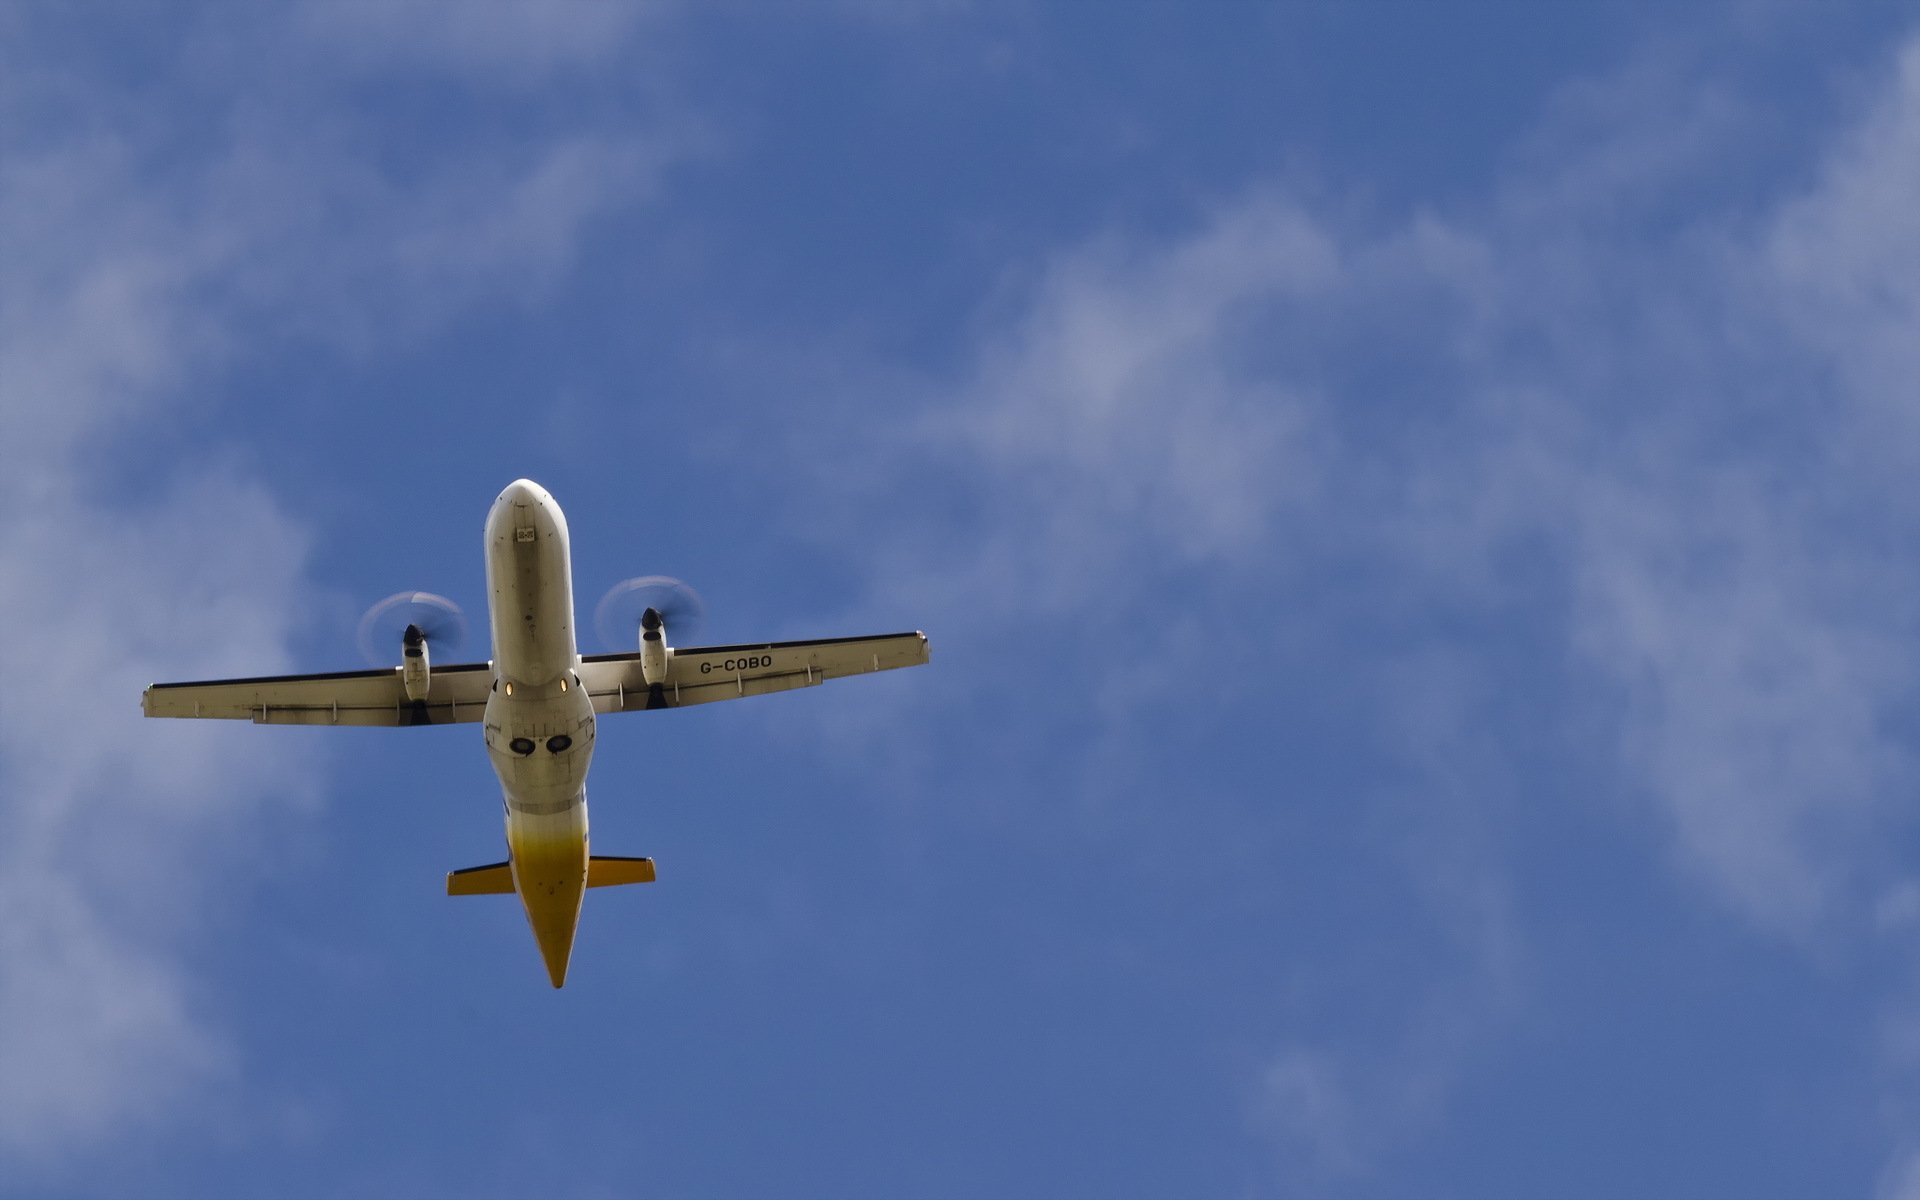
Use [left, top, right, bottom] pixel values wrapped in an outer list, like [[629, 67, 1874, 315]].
[[143, 629, 930, 722], [142, 663, 493, 726], [577, 631, 929, 713]]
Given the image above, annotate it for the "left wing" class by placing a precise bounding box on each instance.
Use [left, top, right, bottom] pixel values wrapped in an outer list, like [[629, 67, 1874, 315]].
[[142, 663, 493, 726], [578, 631, 929, 712]]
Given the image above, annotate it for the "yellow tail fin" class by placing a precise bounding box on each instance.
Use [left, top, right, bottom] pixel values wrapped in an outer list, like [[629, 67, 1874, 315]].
[[446, 861, 514, 895], [587, 855, 656, 887]]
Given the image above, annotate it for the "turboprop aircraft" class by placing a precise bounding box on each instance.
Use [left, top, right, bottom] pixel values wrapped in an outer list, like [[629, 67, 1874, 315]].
[[142, 479, 930, 987]]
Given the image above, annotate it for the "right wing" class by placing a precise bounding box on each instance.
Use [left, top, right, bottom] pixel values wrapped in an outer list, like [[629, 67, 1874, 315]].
[[577, 631, 929, 712], [142, 663, 493, 726]]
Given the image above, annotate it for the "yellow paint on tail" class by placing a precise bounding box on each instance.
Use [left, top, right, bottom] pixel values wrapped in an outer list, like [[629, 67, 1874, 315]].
[[445, 856, 655, 895], [446, 861, 514, 895], [586, 855, 656, 886]]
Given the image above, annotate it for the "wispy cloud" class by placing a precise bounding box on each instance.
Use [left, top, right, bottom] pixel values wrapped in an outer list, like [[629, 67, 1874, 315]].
[[0, 1, 669, 1171], [905, 29, 1920, 945], [293, 0, 664, 81], [762, 22, 1920, 1185], [1254, 840, 1522, 1182]]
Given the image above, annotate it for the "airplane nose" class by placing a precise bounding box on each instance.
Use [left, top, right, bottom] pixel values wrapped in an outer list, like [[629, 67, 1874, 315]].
[[487, 479, 559, 546], [500, 478, 546, 508]]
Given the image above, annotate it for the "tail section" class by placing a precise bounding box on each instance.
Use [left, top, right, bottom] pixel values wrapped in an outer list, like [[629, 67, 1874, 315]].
[[446, 856, 655, 896]]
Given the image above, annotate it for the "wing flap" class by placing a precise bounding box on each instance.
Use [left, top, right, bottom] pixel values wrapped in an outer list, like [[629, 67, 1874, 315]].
[[578, 631, 929, 713]]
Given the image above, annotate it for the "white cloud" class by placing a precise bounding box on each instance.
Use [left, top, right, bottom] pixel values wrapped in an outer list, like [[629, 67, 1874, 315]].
[[785, 22, 1920, 1185], [947, 198, 1337, 578], [0, 869, 232, 1164], [1884, 1146, 1920, 1200], [1559, 461, 1910, 937], [203, 129, 674, 356], [1522, 36, 1920, 944], [961, 32, 1920, 950], [0, 2, 671, 1170], [293, 0, 662, 80], [1253, 854, 1521, 1186], [1256, 1048, 1361, 1178], [1769, 40, 1920, 428], [0, 431, 317, 1158]]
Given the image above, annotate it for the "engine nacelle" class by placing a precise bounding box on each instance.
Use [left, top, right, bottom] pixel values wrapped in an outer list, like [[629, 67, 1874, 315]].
[[639, 606, 669, 686], [402, 623, 431, 702]]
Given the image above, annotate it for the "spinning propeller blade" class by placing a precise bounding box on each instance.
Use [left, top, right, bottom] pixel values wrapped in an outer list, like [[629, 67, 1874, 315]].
[[357, 591, 467, 666], [594, 576, 705, 650]]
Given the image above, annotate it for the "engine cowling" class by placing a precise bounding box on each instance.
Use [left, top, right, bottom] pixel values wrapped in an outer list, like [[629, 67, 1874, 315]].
[[639, 607, 669, 686], [401, 623, 431, 701]]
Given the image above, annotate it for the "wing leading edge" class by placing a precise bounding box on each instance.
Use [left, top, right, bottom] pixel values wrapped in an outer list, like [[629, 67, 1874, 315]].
[[142, 663, 493, 726], [578, 631, 929, 713]]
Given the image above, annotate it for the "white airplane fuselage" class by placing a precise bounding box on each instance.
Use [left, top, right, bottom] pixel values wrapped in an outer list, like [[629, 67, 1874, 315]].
[[481, 479, 598, 986], [141, 478, 932, 988]]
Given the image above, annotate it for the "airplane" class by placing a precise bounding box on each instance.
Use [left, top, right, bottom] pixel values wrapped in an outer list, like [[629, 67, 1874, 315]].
[[143, 479, 930, 987]]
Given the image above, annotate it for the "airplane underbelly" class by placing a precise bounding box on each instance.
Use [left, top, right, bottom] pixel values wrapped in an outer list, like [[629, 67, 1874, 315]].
[[484, 684, 596, 801], [484, 669, 597, 988]]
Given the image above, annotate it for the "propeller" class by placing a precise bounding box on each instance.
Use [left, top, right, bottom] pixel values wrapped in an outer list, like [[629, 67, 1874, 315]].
[[357, 591, 468, 666], [594, 575, 705, 651]]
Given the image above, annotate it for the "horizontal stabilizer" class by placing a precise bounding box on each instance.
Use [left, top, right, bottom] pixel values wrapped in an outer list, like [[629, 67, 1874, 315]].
[[446, 855, 655, 895], [588, 855, 656, 887], [447, 861, 515, 896]]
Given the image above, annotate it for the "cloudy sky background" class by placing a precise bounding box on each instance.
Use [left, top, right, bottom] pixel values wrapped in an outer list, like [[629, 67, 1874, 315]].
[[5, 2, 1920, 1195]]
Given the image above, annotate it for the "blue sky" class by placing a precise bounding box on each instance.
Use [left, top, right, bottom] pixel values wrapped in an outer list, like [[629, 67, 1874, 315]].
[[6, 2, 1920, 1196]]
